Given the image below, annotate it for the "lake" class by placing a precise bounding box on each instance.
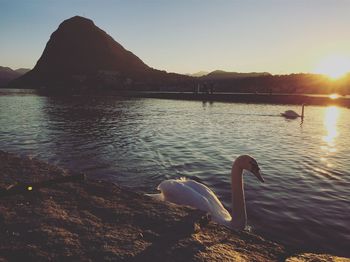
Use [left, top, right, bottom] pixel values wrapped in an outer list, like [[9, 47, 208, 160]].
[[0, 89, 349, 256]]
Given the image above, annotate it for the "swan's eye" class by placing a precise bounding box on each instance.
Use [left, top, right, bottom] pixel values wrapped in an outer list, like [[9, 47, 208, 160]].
[[250, 159, 260, 172]]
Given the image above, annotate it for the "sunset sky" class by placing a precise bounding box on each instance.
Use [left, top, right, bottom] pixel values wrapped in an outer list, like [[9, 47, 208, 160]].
[[1, 0, 350, 75]]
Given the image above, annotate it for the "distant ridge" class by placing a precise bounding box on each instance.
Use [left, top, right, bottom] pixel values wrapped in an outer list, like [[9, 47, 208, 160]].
[[14, 68, 31, 74], [187, 71, 209, 77], [202, 70, 271, 80], [0, 66, 30, 87], [5, 16, 349, 95], [10, 16, 188, 92]]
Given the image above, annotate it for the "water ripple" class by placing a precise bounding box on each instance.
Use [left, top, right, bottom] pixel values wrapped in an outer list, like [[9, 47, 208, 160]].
[[0, 92, 349, 257]]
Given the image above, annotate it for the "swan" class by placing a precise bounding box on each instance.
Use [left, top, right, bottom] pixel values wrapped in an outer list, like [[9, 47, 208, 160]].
[[148, 155, 264, 230], [281, 104, 305, 119]]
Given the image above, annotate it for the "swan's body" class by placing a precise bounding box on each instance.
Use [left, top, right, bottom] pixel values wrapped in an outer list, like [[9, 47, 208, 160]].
[[148, 155, 264, 230], [281, 110, 300, 118], [156, 178, 232, 226], [281, 104, 305, 119]]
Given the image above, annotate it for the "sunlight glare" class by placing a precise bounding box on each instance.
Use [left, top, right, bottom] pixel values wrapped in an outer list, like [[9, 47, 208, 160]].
[[313, 55, 350, 79], [329, 93, 340, 99], [322, 106, 340, 149]]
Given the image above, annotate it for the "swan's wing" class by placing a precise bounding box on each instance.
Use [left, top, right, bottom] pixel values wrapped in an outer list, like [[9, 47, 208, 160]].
[[283, 110, 299, 116], [158, 179, 231, 223], [157, 179, 211, 211], [181, 179, 231, 222], [284, 110, 295, 114], [145, 193, 164, 201]]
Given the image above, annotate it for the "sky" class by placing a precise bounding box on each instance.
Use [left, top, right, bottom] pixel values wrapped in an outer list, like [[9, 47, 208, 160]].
[[1, 0, 350, 75]]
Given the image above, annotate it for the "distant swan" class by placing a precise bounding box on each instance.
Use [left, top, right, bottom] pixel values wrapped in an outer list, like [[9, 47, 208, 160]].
[[281, 104, 305, 119], [148, 155, 264, 230]]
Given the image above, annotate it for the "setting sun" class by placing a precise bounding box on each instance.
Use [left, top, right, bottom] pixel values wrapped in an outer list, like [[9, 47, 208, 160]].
[[313, 55, 350, 79], [329, 93, 340, 99]]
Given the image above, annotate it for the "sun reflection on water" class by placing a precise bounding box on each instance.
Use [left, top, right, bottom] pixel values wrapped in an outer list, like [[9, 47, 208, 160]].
[[322, 106, 340, 153], [329, 93, 340, 100]]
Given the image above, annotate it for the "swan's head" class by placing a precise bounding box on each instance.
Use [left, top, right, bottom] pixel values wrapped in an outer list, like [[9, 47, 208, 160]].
[[235, 155, 265, 182]]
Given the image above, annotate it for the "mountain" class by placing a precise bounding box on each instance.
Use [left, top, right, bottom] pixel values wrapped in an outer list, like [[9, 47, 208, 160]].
[[10, 16, 188, 92], [0, 66, 30, 87], [187, 71, 209, 77], [15, 68, 31, 74], [202, 70, 271, 80]]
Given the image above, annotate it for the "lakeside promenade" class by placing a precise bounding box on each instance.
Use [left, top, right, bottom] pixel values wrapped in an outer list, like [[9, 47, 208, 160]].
[[122, 91, 350, 107], [1, 89, 350, 107]]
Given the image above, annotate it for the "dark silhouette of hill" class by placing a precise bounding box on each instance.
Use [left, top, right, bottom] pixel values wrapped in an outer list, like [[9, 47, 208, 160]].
[[0, 66, 30, 87], [202, 70, 271, 80], [9, 16, 189, 93], [187, 71, 209, 77], [177, 69, 349, 95], [5, 16, 349, 95], [202, 73, 349, 95], [14, 68, 31, 74]]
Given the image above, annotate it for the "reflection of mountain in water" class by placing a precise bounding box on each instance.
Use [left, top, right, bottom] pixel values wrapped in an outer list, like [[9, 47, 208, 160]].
[[42, 97, 133, 170]]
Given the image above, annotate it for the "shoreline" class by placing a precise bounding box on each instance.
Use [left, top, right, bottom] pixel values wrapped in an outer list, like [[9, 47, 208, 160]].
[[0, 150, 348, 261], [121, 91, 350, 107], [1, 88, 350, 107]]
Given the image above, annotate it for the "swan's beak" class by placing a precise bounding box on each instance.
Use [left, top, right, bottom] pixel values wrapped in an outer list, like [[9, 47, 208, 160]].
[[253, 169, 265, 183]]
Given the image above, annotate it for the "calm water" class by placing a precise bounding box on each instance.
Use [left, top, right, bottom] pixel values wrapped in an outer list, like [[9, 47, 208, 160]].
[[0, 89, 349, 256]]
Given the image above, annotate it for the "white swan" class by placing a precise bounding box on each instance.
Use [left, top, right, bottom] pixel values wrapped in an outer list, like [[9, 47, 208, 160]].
[[148, 155, 264, 230], [281, 104, 305, 119]]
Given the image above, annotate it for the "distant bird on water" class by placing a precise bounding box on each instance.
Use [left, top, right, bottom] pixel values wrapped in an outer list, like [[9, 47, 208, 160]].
[[148, 155, 264, 230], [281, 104, 305, 119]]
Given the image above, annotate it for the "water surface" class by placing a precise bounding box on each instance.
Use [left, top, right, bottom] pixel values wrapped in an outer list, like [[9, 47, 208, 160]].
[[0, 89, 349, 256]]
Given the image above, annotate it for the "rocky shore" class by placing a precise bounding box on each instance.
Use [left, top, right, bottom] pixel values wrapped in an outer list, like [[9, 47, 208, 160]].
[[0, 151, 348, 261]]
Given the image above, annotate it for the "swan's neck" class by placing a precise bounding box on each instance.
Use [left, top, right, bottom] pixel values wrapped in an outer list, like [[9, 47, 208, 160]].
[[301, 104, 305, 118], [230, 164, 247, 230]]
